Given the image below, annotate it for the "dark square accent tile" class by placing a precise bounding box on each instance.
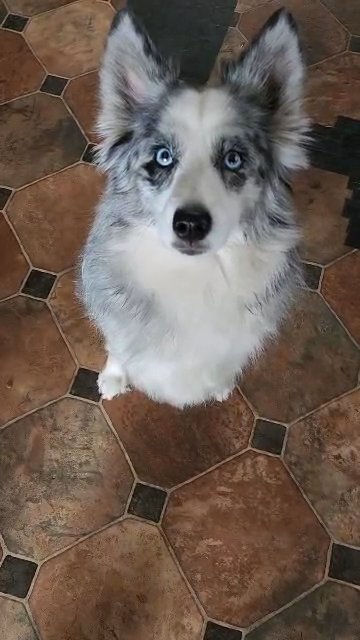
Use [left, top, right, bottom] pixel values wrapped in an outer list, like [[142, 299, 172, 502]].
[[329, 544, 360, 586], [2, 14, 28, 32], [22, 269, 56, 299], [82, 143, 96, 164], [350, 36, 360, 53], [40, 75, 68, 96], [0, 555, 37, 598], [251, 419, 286, 456], [204, 621, 243, 640], [0, 187, 12, 209], [303, 263, 322, 291], [128, 482, 167, 523], [70, 367, 100, 402]]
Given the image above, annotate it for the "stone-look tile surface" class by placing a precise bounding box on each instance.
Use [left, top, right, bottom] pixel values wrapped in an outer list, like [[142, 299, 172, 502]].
[[323, 0, 360, 36], [104, 390, 254, 488], [25, 0, 114, 78], [30, 520, 203, 640], [6, 0, 74, 15], [164, 452, 329, 627], [0, 0, 6, 23], [238, 0, 347, 65], [236, 0, 271, 13], [293, 168, 350, 265], [285, 390, 360, 546], [241, 291, 360, 423], [50, 272, 105, 369], [0, 31, 44, 104], [322, 253, 360, 343], [0, 297, 75, 426], [64, 71, 99, 141], [7, 164, 103, 272], [0, 93, 86, 189], [306, 54, 360, 126], [0, 216, 28, 300], [247, 582, 360, 639], [0, 597, 37, 640], [0, 397, 132, 560]]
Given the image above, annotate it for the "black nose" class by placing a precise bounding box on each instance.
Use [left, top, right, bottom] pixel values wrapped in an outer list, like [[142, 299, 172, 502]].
[[173, 206, 212, 243]]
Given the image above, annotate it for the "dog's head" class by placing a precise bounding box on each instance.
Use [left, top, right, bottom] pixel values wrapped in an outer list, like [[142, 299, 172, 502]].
[[97, 9, 307, 255]]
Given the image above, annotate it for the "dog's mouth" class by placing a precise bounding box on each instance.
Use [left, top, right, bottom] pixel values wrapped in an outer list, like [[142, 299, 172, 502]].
[[172, 243, 208, 256]]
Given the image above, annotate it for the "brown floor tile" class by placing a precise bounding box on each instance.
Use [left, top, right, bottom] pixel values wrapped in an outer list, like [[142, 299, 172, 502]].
[[0, 92, 86, 189], [164, 451, 329, 627], [30, 519, 203, 640], [0, 0, 6, 23], [294, 168, 349, 265], [210, 27, 247, 81], [241, 291, 360, 423], [306, 54, 360, 126], [238, 0, 347, 65], [0, 217, 28, 300], [236, 0, 271, 13], [0, 296, 75, 426], [323, 0, 360, 36], [322, 252, 360, 344], [0, 31, 45, 104], [104, 390, 254, 488], [6, 0, 74, 16], [50, 269, 105, 370], [247, 582, 360, 639], [25, 0, 114, 78], [0, 597, 37, 640], [285, 389, 360, 545], [0, 397, 132, 560], [64, 70, 99, 142], [111, 0, 126, 9], [7, 164, 104, 272]]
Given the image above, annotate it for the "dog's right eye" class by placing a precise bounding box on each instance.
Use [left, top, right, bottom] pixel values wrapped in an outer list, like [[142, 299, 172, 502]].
[[155, 147, 174, 168]]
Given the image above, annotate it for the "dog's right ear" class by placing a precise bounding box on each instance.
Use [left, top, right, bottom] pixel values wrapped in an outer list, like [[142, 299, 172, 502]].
[[97, 10, 178, 167]]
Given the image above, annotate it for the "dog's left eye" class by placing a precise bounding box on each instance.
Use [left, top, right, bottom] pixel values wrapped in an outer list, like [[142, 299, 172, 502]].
[[223, 150, 242, 171], [155, 147, 174, 168]]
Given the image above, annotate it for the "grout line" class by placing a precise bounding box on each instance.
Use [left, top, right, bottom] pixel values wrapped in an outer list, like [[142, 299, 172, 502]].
[[323, 249, 357, 270], [325, 539, 333, 577], [318, 290, 360, 349], [328, 577, 360, 591], [169, 448, 250, 494], [288, 385, 360, 427], [2, 209, 33, 269], [2, 157, 83, 196], [99, 403, 139, 481], [46, 298, 79, 368], [0, 397, 61, 433], [24, 602, 42, 640]]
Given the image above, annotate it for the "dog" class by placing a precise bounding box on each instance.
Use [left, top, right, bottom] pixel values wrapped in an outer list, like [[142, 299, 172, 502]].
[[80, 8, 308, 408]]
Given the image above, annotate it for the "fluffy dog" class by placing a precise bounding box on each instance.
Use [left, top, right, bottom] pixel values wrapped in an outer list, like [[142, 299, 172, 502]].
[[80, 8, 308, 407]]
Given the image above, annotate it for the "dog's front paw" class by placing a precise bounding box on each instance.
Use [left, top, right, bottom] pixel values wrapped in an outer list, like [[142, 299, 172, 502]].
[[214, 388, 232, 403], [98, 370, 129, 401]]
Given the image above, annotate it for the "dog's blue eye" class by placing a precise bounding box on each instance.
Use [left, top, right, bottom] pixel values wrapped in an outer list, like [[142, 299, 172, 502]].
[[155, 147, 173, 167], [223, 150, 242, 171]]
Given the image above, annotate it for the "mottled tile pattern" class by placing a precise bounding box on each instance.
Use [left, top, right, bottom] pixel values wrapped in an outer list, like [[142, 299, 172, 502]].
[[104, 390, 254, 487], [6, 0, 75, 16], [0, 297, 75, 425], [64, 71, 99, 140], [164, 452, 329, 627], [247, 582, 360, 639], [322, 0, 360, 35], [0, 216, 28, 300], [322, 252, 360, 343], [0, 597, 37, 640], [0, 555, 37, 597], [0, 30, 44, 103], [30, 520, 204, 640], [0, 397, 132, 560]]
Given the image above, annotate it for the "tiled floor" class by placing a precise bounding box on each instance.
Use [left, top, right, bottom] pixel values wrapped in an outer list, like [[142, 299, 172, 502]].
[[0, 0, 360, 638]]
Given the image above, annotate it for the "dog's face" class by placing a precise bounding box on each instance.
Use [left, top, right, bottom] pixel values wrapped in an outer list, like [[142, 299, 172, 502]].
[[97, 10, 307, 255]]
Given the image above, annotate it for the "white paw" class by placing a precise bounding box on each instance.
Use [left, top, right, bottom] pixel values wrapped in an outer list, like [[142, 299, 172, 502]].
[[98, 371, 129, 401], [214, 388, 231, 403]]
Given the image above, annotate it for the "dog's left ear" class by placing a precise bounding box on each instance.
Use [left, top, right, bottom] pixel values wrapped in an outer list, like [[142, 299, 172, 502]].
[[97, 10, 178, 166], [221, 9, 308, 172]]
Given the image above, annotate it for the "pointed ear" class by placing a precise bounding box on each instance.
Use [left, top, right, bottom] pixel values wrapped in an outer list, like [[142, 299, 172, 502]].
[[97, 10, 178, 162], [221, 9, 308, 171]]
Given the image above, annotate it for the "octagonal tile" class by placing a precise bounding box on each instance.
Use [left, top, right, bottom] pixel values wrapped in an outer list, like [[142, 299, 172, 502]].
[[0, 31, 45, 104], [322, 252, 360, 344], [306, 54, 360, 127], [0, 296, 75, 426], [247, 582, 360, 639], [104, 389, 254, 488], [0, 217, 28, 300], [50, 269, 105, 370], [241, 291, 360, 423], [0, 397, 133, 560], [7, 164, 104, 272], [293, 168, 350, 265], [164, 451, 329, 627], [322, 0, 360, 36], [6, 0, 75, 15], [25, 0, 114, 78], [0, 92, 86, 189], [238, 0, 347, 66], [285, 389, 360, 546], [64, 71, 99, 141], [0, 597, 37, 640], [30, 519, 203, 640]]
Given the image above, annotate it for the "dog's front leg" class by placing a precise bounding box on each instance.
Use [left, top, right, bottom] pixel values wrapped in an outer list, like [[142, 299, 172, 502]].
[[98, 353, 129, 401]]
